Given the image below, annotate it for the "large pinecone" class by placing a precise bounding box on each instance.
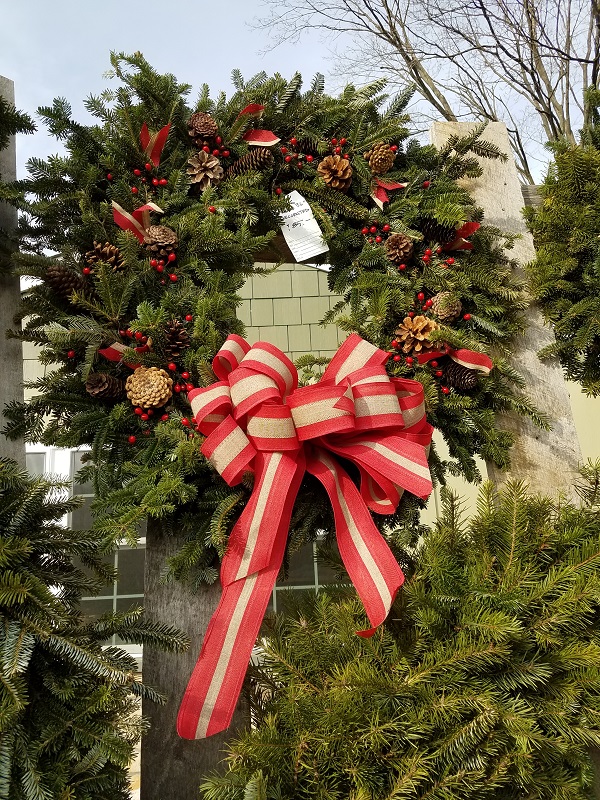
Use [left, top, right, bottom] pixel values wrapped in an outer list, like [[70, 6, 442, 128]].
[[187, 151, 224, 191], [385, 233, 414, 264], [164, 319, 190, 359], [143, 225, 178, 258], [226, 148, 274, 178], [85, 373, 126, 400], [317, 155, 352, 190], [187, 112, 218, 148], [45, 263, 85, 301], [364, 142, 395, 175], [419, 216, 457, 245], [395, 315, 439, 354], [431, 292, 462, 322], [84, 241, 125, 272], [444, 361, 478, 392], [126, 366, 173, 409]]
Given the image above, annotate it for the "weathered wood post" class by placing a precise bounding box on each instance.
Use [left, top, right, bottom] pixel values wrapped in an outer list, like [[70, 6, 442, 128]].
[[0, 77, 25, 468]]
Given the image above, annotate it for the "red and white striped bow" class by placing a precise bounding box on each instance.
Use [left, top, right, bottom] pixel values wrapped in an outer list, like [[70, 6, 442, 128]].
[[177, 333, 433, 740]]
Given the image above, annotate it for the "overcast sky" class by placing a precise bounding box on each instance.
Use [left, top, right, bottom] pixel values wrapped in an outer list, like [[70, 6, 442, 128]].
[[0, 0, 339, 175]]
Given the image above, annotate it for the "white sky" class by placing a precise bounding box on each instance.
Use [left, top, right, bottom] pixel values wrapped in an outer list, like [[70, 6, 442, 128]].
[[0, 0, 337, 176]]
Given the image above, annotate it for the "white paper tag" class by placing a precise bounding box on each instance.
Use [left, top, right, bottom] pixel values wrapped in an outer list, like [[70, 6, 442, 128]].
[[280, 191, 330, 263]]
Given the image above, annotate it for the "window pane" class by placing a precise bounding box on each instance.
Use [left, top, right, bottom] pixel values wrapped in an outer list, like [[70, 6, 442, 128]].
[[116, 597, 143, 614], [71, 497, 93, 530], [26, 452, 45, 476], [275, 588, 317, 615], [73, 552, 115, 597], [71, 451, 94, 494], [279, 542, 316, 587], [117, 548, 145, 596], [80, 598, 114, 619]]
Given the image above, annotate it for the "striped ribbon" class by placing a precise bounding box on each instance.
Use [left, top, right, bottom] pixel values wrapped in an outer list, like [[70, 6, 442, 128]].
[[97, 341, 151, 370], [177, 333, 433, 740], [417, 345, 493, 374], [139, 122, 171, 167], [111, 201, 163, 243]]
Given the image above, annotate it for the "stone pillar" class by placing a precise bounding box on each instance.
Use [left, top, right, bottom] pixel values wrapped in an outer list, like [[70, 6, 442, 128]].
[[0, 77, 25, 468], [430, 121, 582, 496]]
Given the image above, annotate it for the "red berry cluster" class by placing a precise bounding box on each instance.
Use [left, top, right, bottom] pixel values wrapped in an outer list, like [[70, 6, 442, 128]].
[[280, 136, 315, 170], [360, 220, 392, 244], [329, 136, 351, 159], [201, 135, 230, 159], [128, 162, 170, 196]]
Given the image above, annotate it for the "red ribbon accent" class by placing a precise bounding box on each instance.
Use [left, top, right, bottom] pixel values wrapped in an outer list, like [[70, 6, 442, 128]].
[[111, 202, 163, 243], [242, 129, 281, 146], [177, 333, 433, 740], [238, 103, 265, 118], [444, 221, 481, 251], [98, 341, 151, 370], [139, 122, 171, 167], [417, 345, 492, 374], [371, 179, 407, 209]]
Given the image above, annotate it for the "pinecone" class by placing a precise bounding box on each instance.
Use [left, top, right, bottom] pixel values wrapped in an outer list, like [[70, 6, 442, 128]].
[[364, 142, 395, 175], [143, 225, 178, 258], [187, 112, 218, 148], [385, 233, 414, 264], [125, 366, 173, 409], [430, 292, 462, 323], [187, 151, 224, 191], [444, 361, 478, 392], [418, 217, 457, 245], [395, 315, 439, 354], [45, 263, 85, 301], [164, 319, 191, 359], [226, 148, 274, 178], [84, 241, 125, 272], [85, 373, 126, 400], [316, 155, 353, 190]]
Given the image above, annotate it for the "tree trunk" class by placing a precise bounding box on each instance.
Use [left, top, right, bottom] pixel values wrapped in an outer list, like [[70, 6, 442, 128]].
[[0, 76, 25, 468], [141, 518, 248, 800]]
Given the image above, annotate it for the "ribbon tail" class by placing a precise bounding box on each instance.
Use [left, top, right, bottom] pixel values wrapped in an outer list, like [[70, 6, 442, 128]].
[[177, 453, 304, 740], [306, 448, 404, 637]]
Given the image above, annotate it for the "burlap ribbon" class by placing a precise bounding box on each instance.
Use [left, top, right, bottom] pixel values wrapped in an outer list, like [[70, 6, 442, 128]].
[[177, 333, 433, 740]]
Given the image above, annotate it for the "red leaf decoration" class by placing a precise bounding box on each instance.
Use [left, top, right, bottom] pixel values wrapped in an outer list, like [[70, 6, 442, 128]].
[[242, 129, 281, 146], [238, 103, 265, 118]]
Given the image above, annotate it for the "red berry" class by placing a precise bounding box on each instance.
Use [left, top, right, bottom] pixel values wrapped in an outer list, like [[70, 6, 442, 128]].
[[141, 336, 148, 344], [119, 329, 127, 337], [398, 263, 407, 271], [126, 329, 133, 338], [181, 371, 190, 380], [441, 386, 450, 395], [161, 414, 169, 422], [145, 163, 152, 171], [306, 155, 314, 163], [132, 168, 141, 177], [174, 384, 182, 393], [375, 236, 383, 243], [143, 429, 150, 436], [107, 173, 113, 180], [159, 178, 168, 186], [331, 138, 338, 145], [134, 331, 144, 341], [168, 362, 177, 372], [436, 247, 442, 255], [275, 187, 283, 195], [208, 205, 216, 213], [408, 311, 415, 318], [298, 162, 304, 169], [405, 356, 414, 365], [391, 339, 399, 348], [181, 417, 190, 427], [168, 252, 176, 262], [158, 259, 165, 266], [141, 413, 149, 421], [382, 224, 390, 232], [202, 146, 211, 153], [135, 407, 143, 416], [186, 383, 194, 391], [425, 299, 433, 308], [147, 409, 154, 416], [156, 264, 164, 273], [393, 354, 401, 362], [422, 180, 430, 188], [141, 177, 147, 183], [82, 266, 91, 275], [368, 237, 374, 243], [463, 313, 472, 321], [67, 349, 76, 358], [361, 227, 369, 235], [431, 360, 439, 368], [342, 154, 350, 160], [417, 292, 425, 301], [422, 305, 428, 311], [284, 155, 292, 163], [370, 225, 377, 234], [390, 145, 398, 152], [151, 177, 158, 186], [184, 315, 193, 324], [211, 148, 220, 156], [290, 137, 298, 146], [435, 370, 444, 377], [169, 274, 178, 282], [222, 150, 230, 157], [128, 435, 137, 444], [216, 136, 222, 145], [340, 137, 347, 145], [334, 146, 341, 154], [131, 187, 138, 194], [150, 258, 158, 267], [446, 257, 455, 265], [424, 248, 432, 256]]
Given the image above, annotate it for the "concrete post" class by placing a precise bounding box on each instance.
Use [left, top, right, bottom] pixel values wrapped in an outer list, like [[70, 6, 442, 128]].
[[430, 121, 582, 496], [0, 77, 25, 468]]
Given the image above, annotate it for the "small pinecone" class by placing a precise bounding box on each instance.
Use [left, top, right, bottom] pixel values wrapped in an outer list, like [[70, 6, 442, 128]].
[[226, 148, 274, 178], [431, 292, 462, 322], [187, 151, 224, 191], [385, 233, 414, 264], [85, 373, 126, 400], [187, 112, 218, 147], [164, 319, 191, 359], [444, 361, 478, 392], [316, 155, 353, 190], [143, 225, 178, 258], [419, 217, 457, 245], [395, 315, 439, 354], [126, 366, 173, 410], [45, 263, 85, 300], [84, 241, 125, 272], [364, 142, 395, 175]]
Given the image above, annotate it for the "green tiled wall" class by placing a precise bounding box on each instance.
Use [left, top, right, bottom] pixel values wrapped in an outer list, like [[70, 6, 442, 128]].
[[239, 263, 344, 361]]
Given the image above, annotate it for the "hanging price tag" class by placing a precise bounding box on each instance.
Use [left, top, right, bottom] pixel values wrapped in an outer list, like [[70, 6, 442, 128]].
[[280, 191, 329, 263]]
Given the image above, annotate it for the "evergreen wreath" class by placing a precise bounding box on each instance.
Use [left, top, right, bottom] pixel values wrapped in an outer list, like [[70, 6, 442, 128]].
[[2, 53, 539, 583]]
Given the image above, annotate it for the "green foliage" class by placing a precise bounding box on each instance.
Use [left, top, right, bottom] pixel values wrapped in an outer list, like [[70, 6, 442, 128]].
[[201, 465, 600, 800], [0, 458, 187, 800], [525, 89, 600, 395]]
